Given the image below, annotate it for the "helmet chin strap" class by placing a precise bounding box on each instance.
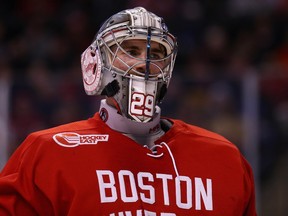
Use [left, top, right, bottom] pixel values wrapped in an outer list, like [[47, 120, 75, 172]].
[[106, 97, 122, 114], [145, 27, 152, 80], [101, 80, 122, 114], [100, 80, 120, 97]]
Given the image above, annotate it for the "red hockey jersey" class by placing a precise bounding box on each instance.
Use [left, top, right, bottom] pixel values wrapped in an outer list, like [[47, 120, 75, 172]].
[[0, 113, 257, 215]]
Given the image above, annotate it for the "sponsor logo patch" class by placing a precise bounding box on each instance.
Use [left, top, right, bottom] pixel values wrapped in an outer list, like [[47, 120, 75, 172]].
[[53, 132, 109, 147]]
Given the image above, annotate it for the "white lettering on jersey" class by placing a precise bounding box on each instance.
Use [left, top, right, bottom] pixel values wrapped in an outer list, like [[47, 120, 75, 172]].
[[138, 172, 155, 204], [109, 210, 176, 216], [195, 177, 213, 210], [96, 170, 213, 211], [118, 170, 138, 202], [156, 174, 173, 205], [110, 210, 143, 216], [96, 170, 117, 203], [175, 176, 192, 209]]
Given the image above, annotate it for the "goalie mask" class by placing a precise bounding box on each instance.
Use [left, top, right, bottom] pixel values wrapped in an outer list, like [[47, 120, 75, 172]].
[[81, 7, 177, 122]]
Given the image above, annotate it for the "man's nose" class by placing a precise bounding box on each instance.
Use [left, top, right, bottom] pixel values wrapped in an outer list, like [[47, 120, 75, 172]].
[[134, 61, 146, 73], [133, 51, 146, 71], [133, 59, 159, 75]]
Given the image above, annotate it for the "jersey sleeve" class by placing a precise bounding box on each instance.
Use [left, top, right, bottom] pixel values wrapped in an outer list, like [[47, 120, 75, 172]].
[[0, 133, 52, 216], [241, 155, 258, 216]]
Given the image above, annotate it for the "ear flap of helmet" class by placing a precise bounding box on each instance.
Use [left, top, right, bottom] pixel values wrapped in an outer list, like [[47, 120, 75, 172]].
[[81, 43, 121, 98], [81, 46, 103, 95]]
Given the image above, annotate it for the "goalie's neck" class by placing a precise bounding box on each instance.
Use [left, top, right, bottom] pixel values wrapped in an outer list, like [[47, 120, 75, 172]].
[[99, 99, 162, 136]]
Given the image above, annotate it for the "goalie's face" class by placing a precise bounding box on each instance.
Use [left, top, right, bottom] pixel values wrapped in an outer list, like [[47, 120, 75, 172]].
[[106, 39, 170, 122], [110, 39, 168, 79]]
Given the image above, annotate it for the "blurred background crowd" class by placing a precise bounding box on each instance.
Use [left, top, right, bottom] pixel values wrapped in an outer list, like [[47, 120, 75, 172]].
[[0, 0, 287, 215]]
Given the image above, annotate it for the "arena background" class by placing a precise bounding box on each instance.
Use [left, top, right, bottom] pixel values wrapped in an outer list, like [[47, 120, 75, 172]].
[[0, 0, 288, 215]]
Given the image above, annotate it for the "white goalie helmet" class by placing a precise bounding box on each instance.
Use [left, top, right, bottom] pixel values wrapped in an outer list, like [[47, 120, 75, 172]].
[[81, 7, 178, 122]]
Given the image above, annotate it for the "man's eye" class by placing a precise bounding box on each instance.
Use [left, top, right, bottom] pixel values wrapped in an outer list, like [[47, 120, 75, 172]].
[[126, 49, 140, 57], [150, 52, 164, 60]]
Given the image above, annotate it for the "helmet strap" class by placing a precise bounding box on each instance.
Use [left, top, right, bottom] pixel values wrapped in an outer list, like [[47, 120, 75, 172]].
[[158, 84, 168, 102], [100, 80, 120, 97], [108, 97, 122, 114], [101, 80, 122, 114]]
